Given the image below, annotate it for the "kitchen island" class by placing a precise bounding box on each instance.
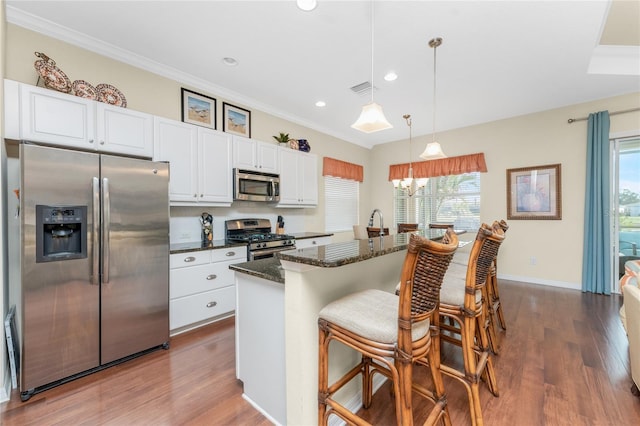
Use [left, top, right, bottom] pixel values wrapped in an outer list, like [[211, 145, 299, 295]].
[[231, 232, 444, 425]]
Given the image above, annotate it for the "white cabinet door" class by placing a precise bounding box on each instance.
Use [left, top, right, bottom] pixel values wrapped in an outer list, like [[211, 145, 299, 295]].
[[153, 117, 198, 203], [300, 152, 318, 205], [295, 236, 332, 249], [278, 148, 300, 205], [232, 135, 256, 170], [233, 136, 279, 172], [199, 128, 233, 204], [277, 148, 318, 207], [257, 141, 279, 173], [20, 83, 95, 150], [96, 103, 153, 158]]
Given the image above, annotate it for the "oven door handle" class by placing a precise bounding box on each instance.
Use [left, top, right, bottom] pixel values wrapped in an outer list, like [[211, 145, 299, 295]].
[[250, 245, 295, 260]]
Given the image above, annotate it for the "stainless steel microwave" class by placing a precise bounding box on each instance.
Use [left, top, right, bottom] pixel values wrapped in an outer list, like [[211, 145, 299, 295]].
[[233, 169, 280, 202]]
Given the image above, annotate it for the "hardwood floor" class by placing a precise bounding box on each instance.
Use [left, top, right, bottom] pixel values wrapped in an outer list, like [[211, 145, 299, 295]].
[[1, 280, 639, 425]]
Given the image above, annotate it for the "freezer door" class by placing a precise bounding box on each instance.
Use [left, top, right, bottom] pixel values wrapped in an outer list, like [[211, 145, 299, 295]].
[[20, 144, 100, 392], [100, 154, 169, 364]]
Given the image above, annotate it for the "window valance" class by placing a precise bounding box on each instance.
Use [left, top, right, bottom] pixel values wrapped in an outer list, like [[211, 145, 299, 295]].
[[388, 153, 487, 181], [323, 157, 364, 182]]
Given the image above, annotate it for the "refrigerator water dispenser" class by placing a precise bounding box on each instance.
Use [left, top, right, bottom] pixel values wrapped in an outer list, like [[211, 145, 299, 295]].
[[36, 205, 87, 262]]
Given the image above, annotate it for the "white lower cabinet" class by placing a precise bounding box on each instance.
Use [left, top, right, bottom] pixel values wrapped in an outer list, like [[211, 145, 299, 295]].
[[295, 236, 332, 249], [169, 247, 245, 333]]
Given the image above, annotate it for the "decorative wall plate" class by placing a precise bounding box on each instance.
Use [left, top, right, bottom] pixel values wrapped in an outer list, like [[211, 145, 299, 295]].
[[72, 80, 97, 100], [96, 84, 127, 108], [288, 138, 299, 150], [34, 57, 72, 93]]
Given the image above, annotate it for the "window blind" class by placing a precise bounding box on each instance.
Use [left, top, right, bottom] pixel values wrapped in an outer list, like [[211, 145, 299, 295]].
[[325, 176, 359, 232]]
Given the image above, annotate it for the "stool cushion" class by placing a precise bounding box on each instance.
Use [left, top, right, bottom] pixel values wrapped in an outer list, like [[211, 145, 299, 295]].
[[319, 289, 430, 344], [440, 268, 482, 307]]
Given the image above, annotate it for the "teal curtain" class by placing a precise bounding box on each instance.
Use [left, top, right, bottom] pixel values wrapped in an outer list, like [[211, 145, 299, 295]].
[[582, 111, 611, 294]]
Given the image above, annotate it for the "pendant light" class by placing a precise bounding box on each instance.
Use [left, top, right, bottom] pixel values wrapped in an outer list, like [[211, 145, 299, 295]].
[[392, 114, 427, 196], [351, 0, 392, 133], [420, 37, 446, 159]]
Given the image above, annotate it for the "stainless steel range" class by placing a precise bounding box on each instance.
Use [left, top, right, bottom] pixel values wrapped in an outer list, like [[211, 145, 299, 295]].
[[225, 218, 295, 260]]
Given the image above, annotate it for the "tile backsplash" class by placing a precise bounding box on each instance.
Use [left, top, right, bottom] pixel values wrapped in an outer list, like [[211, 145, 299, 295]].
[[170, 205, 305, 243]]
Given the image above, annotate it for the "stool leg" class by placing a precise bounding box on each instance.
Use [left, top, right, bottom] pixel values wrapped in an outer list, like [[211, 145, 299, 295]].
[[318, 322, 330, 426]]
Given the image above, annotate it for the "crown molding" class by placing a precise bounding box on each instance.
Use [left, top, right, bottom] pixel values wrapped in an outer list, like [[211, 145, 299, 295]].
[[588, 45, 640, 76], [5, 6, 368, 149]]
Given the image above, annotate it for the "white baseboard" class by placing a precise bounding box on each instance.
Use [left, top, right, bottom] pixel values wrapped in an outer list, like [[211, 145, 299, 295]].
[[241, 393, 283, 426], [498, 273, 581, 291]]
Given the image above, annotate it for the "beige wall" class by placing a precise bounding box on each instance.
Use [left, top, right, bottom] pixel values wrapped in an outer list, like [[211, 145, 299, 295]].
[[372, 93, 640, 288]]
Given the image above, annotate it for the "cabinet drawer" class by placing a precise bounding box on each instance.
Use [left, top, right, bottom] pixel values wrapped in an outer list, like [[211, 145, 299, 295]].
[[170, 261, 236, 299], [170, 286, 235, 330], [211, 247, 246, 262], [170, 251, 209, 268]]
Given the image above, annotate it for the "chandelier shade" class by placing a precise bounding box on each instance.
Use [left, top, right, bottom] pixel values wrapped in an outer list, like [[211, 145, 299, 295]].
[[420, 142, 447, 159]]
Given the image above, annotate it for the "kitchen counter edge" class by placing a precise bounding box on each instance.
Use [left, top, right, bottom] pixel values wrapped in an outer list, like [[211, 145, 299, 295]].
[[170, 240, 246, 254]]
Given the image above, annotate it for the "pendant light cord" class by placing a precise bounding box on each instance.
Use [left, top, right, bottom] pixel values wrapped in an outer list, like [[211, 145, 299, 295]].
[[432, 40, 437, 144], [370, 0, 375, 104]]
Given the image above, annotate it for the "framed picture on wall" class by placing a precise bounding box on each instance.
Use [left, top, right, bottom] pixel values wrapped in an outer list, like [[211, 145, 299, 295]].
[[181, 88, 216, 129], [507, 163, 562, 220], [222, 102, 251, 137]]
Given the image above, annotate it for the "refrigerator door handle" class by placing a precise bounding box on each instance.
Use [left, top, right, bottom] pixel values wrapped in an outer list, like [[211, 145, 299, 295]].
[[102, 177, 110, 284], [92, 177, 100, 285]]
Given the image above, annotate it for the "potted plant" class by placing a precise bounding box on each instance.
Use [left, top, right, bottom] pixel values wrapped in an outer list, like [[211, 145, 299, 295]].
[[273, 132, 290, 147]]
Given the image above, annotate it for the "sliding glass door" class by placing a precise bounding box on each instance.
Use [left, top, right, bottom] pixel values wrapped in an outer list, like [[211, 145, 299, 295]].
[[612, 135, 640, 290]]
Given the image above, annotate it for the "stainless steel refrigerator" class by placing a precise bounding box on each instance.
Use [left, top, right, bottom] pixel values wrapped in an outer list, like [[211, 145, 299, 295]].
[[17, 143, 169, 400]]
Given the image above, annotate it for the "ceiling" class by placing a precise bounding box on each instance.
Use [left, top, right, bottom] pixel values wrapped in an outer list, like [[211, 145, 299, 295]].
[[5, 1, 640, 149]]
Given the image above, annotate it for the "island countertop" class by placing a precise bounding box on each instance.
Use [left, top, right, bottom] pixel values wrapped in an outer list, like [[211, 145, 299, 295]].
[[277, 229, 456, 268], [229, 257, 284, 284]]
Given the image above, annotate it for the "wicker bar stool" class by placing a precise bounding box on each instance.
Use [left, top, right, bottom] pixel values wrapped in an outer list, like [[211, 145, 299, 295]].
[[318, 230, 459, 426], [437, 222, 506, 426], [484, 220, 509, 354]]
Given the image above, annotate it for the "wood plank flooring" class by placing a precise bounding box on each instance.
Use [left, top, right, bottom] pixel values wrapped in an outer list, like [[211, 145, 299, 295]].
[[1, 280, 639, 425]]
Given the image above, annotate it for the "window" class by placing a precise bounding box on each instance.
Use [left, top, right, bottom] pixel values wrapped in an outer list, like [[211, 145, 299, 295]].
[[394, 172, 481, 231], [325, 176, 359, 232]]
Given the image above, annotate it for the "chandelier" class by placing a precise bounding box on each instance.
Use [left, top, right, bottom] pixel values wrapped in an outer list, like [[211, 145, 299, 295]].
[[392, 114, 427, 196], [420, 37, 447, 159]]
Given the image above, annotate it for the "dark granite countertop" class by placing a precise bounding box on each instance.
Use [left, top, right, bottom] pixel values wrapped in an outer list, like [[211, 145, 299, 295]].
[[229, 257, 285, 284], [290, 232, 334, 240], [170, 239, 246, 254], [277, 229, 462, 268]]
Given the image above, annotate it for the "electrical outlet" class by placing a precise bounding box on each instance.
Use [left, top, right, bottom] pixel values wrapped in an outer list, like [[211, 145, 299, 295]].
[[530, 257, 537, 266]]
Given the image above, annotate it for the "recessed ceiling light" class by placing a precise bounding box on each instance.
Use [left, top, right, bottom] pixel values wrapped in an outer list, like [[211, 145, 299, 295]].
[[315, 101, 326, 107], [297, 0, 317, 11], [222, 57, 238, 66], [384, 72, 398, 81]]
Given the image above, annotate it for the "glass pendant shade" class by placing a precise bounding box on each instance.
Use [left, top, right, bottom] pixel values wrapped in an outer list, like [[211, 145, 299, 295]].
[[420, 141, 446, 160], [351, 102, 393, 133]]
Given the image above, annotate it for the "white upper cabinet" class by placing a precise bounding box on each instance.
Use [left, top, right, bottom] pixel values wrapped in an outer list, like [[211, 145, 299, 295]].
[[277, 148, 318, 207], [18, 81, 95, 150], [6, 80, 153, 158], [96, 103, 153, 157], [232, 135, 278, 173], [153, 117, 232, 206]]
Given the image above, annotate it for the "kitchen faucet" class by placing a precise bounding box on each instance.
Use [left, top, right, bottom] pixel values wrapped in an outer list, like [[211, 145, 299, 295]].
[[368, 209, 385, 237]]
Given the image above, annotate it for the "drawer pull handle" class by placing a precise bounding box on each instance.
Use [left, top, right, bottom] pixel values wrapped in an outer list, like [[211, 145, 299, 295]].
[[206, 301, 217, 308], [225, 251, 235, 257], [206, 274, 217, 280], [184, 256, 196, 263]]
